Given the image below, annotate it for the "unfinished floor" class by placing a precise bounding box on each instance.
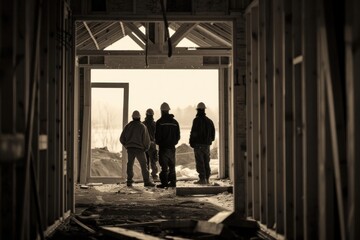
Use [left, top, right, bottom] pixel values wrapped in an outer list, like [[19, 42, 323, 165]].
[[46, 180, 266, 239]]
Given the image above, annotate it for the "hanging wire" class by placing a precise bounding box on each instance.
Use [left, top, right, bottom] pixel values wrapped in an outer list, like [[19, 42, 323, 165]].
[[159, 0, 172, 58]]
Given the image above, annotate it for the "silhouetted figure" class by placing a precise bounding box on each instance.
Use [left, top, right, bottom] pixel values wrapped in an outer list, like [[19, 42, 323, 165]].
[[155, 102, 180, 188], [189, 102, 215, 185], [142, 108, 159, 180], [120, 110, 155, 187]]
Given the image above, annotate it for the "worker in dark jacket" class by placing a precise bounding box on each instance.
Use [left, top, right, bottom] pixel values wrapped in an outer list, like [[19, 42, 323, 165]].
[[120, 110, 155, 187], [155, 102, 180, 188], [142, 108, 159, 180], [189, 102, 215, 185]]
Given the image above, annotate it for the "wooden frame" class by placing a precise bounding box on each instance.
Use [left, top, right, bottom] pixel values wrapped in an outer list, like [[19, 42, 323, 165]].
[[85, 82, 129, 183]]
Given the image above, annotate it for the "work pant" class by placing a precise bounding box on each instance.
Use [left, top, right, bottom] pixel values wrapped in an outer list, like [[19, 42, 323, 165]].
[[126, 148, 151, 185], [158, 148, 176, 187], [145, 142, 158, 178], [194, 145, 211, 181]]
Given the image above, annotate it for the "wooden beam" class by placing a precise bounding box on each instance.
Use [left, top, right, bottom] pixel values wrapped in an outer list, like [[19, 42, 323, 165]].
[[101, 226, 162, 240], [80, 68, 90, 184], [175, 186, 233, 196], [346, 0, 360, 239], [302, 0, 319, 238], [83, 22, 99, 50], [76, 48, 232, 57], [273, 0, 284, 233], [171, 23, 198, 47], [245, 12, 253, 218], [123, 22, 146, 43], [292, 0, 303, 239], [196, 25, 232, 47], [251, 6, 260, 221], [283, 0, 294, 238], [265, 0, 275, 229], [258, 0, 267, 225]]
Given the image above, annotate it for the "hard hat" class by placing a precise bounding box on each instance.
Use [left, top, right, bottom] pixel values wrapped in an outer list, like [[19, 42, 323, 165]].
[[132, 110, 141, 119], [146, 108, 154, 115], [160, 102, 170, 111], [196, 102, 206, 110]]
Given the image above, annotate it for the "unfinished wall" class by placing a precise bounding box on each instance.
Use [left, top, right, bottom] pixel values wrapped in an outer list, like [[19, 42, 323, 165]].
[[244, 0, 360, 239], [0, 0, 74, 239]]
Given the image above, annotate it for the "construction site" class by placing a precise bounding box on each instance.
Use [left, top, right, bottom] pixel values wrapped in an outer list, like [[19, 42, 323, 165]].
[[0, 0, 359, 239]]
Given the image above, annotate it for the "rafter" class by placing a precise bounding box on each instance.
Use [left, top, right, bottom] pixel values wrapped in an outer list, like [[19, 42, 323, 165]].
[[170, 23, 198, 47], [196, 25, 232, 47], [83, 21, 99, 50], [123, 22, 146, 43]]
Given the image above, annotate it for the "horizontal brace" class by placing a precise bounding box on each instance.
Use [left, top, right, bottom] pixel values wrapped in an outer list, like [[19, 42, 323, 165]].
[[293, 55, 303, 65]]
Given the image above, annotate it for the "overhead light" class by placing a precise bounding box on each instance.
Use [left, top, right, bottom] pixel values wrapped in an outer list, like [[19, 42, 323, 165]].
[[187, 47, 197, 50]]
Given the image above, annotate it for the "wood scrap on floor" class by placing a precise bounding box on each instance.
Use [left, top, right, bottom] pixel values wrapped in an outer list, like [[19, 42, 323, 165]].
[[175, 186, 233, 196], [100, 226, 163, 240]]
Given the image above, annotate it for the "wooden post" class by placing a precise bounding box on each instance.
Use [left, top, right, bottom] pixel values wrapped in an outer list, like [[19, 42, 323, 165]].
[[291, 0, 303, 238], [245, 12, 253, 218], [346, 0, 360, 239], [283, 0, 294, 238], [251, 6, 260, 221], [273, 0, 284, 233], [265, 0, 275, 229], [302, 0, 318, 238], [258, 0, 267, 225]]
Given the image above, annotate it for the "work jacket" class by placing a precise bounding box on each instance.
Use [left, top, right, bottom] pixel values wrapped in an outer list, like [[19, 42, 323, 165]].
[[189, 111, 215, 148], [120, 119, 150, 151], [155, 113, 180, 149]]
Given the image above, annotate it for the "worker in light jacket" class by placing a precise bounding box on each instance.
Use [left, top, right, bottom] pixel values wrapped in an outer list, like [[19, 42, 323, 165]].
[[120, 110, 155, 187]]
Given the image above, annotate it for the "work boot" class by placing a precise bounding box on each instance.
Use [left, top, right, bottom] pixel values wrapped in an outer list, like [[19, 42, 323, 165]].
[[193, 179, 207, 185], [144, 182, 156, 187], [127, 180, 134, 187], [156, 184, 168, 189]]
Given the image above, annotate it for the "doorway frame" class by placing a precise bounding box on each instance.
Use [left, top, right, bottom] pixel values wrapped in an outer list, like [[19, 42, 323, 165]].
[[86, 82, 129, 183]]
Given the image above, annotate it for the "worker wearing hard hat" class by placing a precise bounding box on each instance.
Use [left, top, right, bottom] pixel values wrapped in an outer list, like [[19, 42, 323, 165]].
[[142, 108, 159, 181], [189, 102, 215, 185], [155, 102, 180, 188], [120, 110, 156, 187]]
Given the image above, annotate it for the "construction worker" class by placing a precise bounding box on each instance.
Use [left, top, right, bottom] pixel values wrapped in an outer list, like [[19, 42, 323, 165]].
[[120, 110, 156, 187], [155, 102, 180, 188], [142, 108, 159, 180], [189, 102, 215, 185]]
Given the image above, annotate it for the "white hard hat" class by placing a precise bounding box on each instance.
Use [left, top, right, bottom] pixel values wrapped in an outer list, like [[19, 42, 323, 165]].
[[146, 108, 154, 115], [196, 102, 206, 110], [132, 110, 141, 119], [160, 102, 170, 111]]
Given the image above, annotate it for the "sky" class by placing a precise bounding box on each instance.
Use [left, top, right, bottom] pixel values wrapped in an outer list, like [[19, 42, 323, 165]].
[[91, 69, 219, 116]]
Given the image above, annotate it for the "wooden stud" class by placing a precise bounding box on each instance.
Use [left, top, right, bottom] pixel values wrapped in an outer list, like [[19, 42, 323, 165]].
[[292, 0, 303, 238], [80, 68, 90, 184], [265, 0, 275, 229], [251, 6, 260, 221], [273, 0, 284, 233], [245, 12, 253, 218], [346, 0, 360, 239], [218, 69, 227, 178], [258, 0, 267, 225], [302, 0, 318, 238], [283, 0, 294, 238]]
